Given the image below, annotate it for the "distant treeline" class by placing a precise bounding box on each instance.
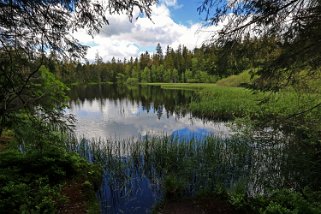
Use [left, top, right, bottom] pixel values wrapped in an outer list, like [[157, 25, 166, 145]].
[[45, 35, 280, 84]]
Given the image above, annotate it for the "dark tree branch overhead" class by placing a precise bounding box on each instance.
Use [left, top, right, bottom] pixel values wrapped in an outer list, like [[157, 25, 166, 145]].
[[197, 0, 321, 134], [0, 0, 156, 59], [0, 0, 157, 134], [198, 0, 321, 90]]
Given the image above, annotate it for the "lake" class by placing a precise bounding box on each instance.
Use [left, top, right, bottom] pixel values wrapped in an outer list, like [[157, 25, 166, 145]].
[[68, 84, 231, 141], [68, 84, 234, 213], [68, 84, 318, 214]]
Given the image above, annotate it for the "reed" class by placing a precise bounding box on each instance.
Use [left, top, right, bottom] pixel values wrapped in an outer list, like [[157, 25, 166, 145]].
[[67, 136, 292, 196], [65, 135, 320, 213]]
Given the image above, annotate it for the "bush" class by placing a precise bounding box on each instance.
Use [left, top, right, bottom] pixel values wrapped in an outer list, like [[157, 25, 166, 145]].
[[0, 148, 101, 213], [258, 189, 321, 214]]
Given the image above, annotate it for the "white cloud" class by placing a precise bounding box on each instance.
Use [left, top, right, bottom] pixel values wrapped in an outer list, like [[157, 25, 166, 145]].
[[162, 0, 183, 9], [72, 3, 223, 62], [163, 0, 177, 7]]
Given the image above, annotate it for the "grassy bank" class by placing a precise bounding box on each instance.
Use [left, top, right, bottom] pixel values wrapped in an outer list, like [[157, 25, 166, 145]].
[[187, 85, 317, 120], [141, 82, 320, 120], [216, 70, 258, 87], [140, 82, 320, 142], [191, 85, 320, 134], [190, 85, 262, 120]]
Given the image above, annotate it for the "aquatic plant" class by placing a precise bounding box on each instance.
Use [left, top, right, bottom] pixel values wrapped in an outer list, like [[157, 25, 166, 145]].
[[65, 134, 321, 213]]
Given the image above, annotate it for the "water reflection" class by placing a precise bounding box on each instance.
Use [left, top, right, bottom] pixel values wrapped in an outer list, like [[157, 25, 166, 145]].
[[73, 136, 320, 214], [68, 84, 230, 140], [99, 166, 162, 214], [68, 84, 320, 214]]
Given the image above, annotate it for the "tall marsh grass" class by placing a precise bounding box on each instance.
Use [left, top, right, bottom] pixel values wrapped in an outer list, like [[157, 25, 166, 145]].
[[190, 85, 321, 126], [64, 135, 318, 213], [190, 86, 262, 120]]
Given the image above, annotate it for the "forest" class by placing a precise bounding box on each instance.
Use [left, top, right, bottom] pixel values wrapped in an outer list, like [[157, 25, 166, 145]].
[[49, 35, 279, 85]]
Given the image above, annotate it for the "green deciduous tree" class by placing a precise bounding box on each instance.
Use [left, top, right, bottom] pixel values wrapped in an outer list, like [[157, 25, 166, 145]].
[[0, 0, 156, 135]]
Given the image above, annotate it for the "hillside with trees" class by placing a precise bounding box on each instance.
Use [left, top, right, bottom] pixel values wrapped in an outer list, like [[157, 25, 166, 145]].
[[47, 34, 283, 85]]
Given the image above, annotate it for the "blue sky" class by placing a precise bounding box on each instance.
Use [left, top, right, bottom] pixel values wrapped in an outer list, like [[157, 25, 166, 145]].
[[168, 0, 206, 25], [73, 0, 220, 62]]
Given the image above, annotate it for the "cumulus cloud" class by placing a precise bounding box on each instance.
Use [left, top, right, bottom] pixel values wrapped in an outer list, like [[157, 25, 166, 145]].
[[163, 0, 177, 7], [161, 0, 183, 9], [100, 15, 134, 36], [72, 3, 222, 62]]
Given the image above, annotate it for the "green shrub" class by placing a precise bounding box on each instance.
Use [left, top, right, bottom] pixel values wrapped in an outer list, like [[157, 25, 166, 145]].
[[239, 189, 321, 214], [0, 147, 101, 213]]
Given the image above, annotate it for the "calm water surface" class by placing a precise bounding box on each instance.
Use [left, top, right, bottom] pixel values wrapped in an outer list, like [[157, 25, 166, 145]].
[[68, 84, 230, 141], [67, 84, 318, 214], [68, 84, 232, 213]]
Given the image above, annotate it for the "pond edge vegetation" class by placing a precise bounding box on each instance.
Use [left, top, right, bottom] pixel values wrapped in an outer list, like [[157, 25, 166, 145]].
[[1, 0, 321, 212]]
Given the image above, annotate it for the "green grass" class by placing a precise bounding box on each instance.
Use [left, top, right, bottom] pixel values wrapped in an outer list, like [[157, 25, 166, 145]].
[[189, 84, 321, 142], [216, 70, 258, 87], [190, 85, 321, 119], [139, 82, 321, 138], [190, 85, 262, 120]]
